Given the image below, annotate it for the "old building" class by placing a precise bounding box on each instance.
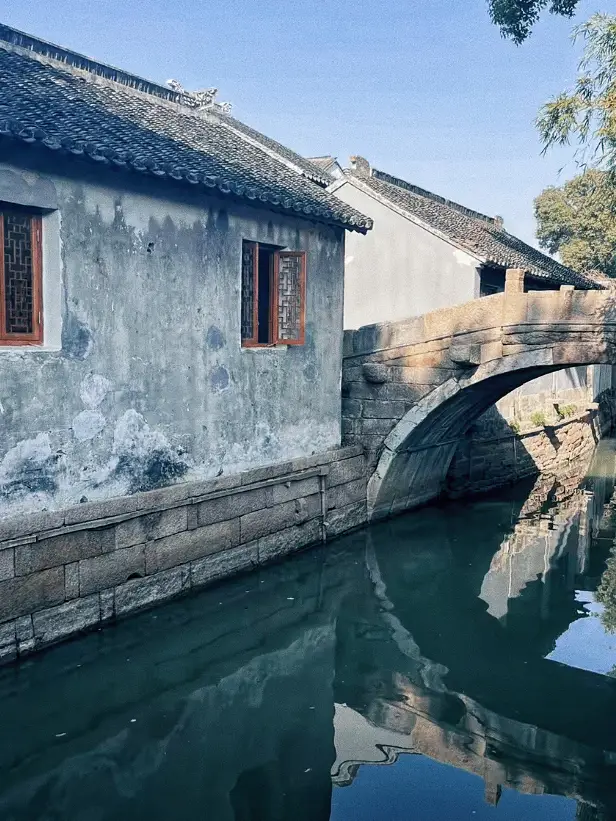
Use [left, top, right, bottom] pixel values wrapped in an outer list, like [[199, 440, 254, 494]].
[[328, 156, 600, 330], [0, 25, 373, 522], [327, 156, 615, 492]]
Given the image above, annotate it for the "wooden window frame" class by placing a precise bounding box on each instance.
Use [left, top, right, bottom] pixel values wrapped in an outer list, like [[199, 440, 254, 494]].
[[273, 250, 306, 346], [0, 208, 43, 346], [241, 240, 260, 347], [241, 241, 306, 348]]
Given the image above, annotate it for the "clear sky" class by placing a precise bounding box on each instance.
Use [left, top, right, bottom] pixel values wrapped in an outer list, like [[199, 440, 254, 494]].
[[4, 0, 616, 244]]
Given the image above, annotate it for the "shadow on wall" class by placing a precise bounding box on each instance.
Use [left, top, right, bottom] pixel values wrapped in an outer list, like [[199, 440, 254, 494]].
[[446, 391, 616, 499]]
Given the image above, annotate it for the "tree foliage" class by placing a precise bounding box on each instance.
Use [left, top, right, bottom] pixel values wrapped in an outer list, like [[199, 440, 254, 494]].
[[534, 169, 616, 276], [596, 547, 616, 633], [488, 0, 580, 43], [537, 15, 616, 171]]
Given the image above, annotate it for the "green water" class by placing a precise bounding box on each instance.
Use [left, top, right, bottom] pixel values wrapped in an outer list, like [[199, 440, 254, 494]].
[[2, 442, 616, 820]]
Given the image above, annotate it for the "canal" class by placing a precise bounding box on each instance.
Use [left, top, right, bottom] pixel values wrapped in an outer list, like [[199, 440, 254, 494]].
[[2, 442, 616, 820]]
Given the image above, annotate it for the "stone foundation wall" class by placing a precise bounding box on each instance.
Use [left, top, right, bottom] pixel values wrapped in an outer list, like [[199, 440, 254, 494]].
[[0, 445, 367, 664], [447, 390, 616, 498]]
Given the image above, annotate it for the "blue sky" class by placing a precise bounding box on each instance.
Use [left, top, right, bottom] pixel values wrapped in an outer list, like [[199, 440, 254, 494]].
[[4, 0, 616, 244]]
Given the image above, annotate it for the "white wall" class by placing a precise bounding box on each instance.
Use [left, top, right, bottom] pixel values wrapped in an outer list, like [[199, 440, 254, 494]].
[[333, 181, 479, 329]]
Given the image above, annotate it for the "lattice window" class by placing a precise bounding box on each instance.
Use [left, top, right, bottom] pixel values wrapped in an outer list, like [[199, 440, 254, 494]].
[[275, 251, 305, 344], [0, 206, 43, 345], [240, 241, 306, 347], [241, 240, 258, 344]]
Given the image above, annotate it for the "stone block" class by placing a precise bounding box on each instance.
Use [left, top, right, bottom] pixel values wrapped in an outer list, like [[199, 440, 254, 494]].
[[387, 366, 451, 385], [449, 344, 481, 366], [191, 544, 259, 588], [194, 487, 271, 527], [304, 445, 363, 465], [271, 475, 321, 505], [32, 596, 100, 646], [64, 494, 139, 526], [115, 566, 191, 616], [326, 455, 366, 488], [362, 362, 390, 383], [115, 506, 188, 548], [341, 398, 362, 417], [100, 589, 115, 621], [0, 547, 14, 581], [0, 620, 15, 649], [362, 400, 406, 419], [257, 518, 322, 565], [189, 473, 242, 497], [16, 526, 115, 576], [240, 459, 295, 485], [326, 501, 368, 538], [146, 519, 240, 574], [341, 365, 363, 382], [136, 482, 190, 510], [15, 615, 33, 642], [240, 496, 320, 544], [342, 381, 384, 400], [361, 418, 396, 436], [327, 479, 367, 511], [0, 567, 65, 623], [65, 562, 80, 600], [0, 509, 65, 544], [381, 383, 432, 402], [342, 417, 361, 436], [79, 545, 146, 597]]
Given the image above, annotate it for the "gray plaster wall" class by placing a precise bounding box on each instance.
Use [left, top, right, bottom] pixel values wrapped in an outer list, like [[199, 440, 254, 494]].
[[332, 180, 479, 330], [0, 149, 345, 519]]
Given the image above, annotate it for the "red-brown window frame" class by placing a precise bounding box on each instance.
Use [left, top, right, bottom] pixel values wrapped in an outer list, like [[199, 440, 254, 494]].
[[273, 250, 306, 346], [241, 241, 306, 347], [0, 208, 43, 346]]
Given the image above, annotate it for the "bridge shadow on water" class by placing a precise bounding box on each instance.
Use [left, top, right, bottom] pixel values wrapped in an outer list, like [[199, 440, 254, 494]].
[[1, 445, 616, 820]]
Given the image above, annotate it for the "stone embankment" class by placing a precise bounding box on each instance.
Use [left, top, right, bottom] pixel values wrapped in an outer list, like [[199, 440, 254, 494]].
[[0, 446, 366, 663], [447, 389, 616, 497]]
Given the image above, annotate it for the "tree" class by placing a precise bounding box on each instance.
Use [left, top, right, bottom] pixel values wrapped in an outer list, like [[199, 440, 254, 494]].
[[489, 0, 580, 43], [596, 547, 616, 633], [537, 14, 616, 171], [534, 170, 616, 277]]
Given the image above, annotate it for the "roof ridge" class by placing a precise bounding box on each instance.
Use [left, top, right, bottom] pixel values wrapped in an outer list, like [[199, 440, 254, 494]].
[[371, 168, 497, 226], [0, 23, 206, 110]]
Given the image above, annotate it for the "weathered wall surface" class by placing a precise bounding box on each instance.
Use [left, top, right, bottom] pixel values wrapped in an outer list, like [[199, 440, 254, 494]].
[[0, 444, 367, 663], [0, 149, 345, 520], [332, 181, 479, 329]]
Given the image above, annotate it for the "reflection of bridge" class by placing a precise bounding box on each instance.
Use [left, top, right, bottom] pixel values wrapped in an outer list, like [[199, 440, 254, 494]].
[[1, 468, 616, 820], [342, 273, 616, 519]]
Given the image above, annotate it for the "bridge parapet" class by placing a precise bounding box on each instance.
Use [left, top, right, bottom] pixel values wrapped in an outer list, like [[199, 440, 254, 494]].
[[342, 283, 616, 520]]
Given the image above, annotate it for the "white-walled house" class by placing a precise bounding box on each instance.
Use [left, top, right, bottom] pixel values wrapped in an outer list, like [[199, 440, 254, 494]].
[[328, 156, 599, 330]]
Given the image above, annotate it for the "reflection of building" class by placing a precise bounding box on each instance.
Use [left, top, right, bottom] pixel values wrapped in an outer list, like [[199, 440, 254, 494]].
[[479, 444, 616, 623], [332, 671, 615, 817]]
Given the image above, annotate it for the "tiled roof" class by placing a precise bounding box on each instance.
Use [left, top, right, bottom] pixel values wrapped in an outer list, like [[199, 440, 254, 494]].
[[307, 156, 338, 175], [0, 26, 372, 233], [350, 167, 600, 288], [213, 112, 333, 186]]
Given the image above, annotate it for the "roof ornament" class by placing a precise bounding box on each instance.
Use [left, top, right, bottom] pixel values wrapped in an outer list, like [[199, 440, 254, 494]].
[[166, 80, 232, 114], [349, 155, 371, 178]]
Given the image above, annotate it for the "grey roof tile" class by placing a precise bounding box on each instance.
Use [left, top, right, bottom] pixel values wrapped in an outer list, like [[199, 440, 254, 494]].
[[356, 168, 600, 288], [0, 26, 372, 233]]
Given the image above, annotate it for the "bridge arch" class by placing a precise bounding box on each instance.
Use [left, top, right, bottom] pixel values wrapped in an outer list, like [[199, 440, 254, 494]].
[[341, 283, 616, 521]]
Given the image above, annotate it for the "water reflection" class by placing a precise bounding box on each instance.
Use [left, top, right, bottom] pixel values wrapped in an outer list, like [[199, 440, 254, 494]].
[[2, 444, 616, 820]]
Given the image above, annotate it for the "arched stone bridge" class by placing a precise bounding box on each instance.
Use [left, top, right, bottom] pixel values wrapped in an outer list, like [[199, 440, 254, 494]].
[[342, 270, 616, 521]]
